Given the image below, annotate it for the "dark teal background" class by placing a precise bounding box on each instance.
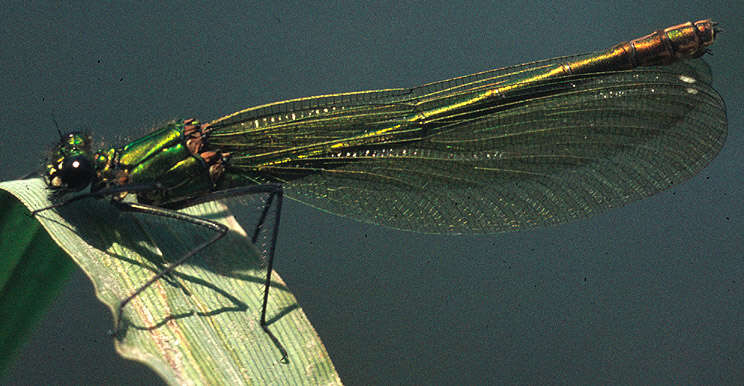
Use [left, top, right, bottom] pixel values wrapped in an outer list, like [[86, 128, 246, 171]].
[[2, 1, 743, 384]]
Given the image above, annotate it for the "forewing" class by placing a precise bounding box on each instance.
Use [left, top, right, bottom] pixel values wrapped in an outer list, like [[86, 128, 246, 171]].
[[279, 59, 727, 233]]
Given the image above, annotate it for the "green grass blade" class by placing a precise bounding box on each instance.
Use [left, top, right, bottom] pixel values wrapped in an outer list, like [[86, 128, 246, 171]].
[[0, 190, 75, 375], [0, 179, 341, 385]]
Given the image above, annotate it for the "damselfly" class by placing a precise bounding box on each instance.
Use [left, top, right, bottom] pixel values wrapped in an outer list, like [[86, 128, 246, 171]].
[[35, 20, 727, 360]]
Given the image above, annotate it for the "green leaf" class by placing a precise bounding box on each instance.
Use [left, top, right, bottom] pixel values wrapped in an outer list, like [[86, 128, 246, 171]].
[[0, 179, 341, 385], [0, 189, 75, 375]]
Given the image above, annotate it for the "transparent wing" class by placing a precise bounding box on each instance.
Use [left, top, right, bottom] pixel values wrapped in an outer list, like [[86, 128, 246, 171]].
[[207, 53, 606, 159], [210, 58, 726, 234]]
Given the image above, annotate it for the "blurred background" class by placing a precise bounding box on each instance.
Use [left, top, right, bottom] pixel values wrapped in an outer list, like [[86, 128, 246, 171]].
[[2, 1, 742, 384]]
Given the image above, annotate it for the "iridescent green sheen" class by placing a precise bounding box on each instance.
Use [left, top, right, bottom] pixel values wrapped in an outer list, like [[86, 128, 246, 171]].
[[44, 20, 726, 234], [117, 124, 184, 168], [44, 133, 95, 191], [93, 121, 216, 206], [35, 21, 727, 361]]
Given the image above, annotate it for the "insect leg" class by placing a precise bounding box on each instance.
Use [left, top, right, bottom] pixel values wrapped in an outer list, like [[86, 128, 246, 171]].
[[123, 184, 288, 361], [108, 200, 228, 337]]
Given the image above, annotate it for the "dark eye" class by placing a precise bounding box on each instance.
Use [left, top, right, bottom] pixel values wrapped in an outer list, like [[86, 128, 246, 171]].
[[52, 155, 95, 191]]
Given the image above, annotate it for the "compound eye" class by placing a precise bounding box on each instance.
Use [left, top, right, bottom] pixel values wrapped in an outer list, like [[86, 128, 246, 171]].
[[56, 155, 95, 191]]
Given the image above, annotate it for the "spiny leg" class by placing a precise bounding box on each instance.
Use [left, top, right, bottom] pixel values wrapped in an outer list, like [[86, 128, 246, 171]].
[[252, 191, 276, 244], [108, 200, 228, 336], [146, 184, 288, 361], [33, 183, 289, 361], [255, 189, 285, 361], [36, 194, 226, 334]]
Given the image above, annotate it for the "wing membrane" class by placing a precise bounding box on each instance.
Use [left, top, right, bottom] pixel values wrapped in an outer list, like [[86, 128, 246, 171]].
[[209, 57, 726, 234]]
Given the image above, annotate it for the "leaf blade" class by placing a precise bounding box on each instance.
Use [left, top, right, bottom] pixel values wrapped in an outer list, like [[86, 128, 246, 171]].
[[0, 178, 340, 385], [0, 191, 74, 376]]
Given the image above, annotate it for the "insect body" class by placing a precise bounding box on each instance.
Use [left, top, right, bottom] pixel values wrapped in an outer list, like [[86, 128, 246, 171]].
[[38, 20, 726, 360]]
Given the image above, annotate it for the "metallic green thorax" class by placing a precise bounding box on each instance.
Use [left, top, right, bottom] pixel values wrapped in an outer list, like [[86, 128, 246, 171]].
[[42, 20, 726, 234], [91, 119, 229, 207], [42, 119, 229, 208]]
